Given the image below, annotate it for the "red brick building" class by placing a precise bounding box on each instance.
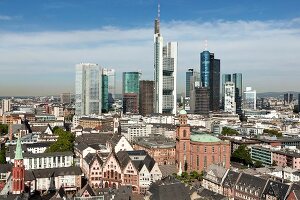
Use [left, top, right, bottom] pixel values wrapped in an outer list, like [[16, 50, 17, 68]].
[[175, 110, 231, 173]]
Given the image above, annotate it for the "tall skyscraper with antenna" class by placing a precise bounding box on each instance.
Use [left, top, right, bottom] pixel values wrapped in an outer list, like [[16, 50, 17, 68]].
[[154, 4, 177, 114]]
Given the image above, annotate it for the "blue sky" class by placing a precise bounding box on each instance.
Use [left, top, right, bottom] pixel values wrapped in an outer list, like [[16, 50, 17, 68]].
[[1, 0, 300, 95]]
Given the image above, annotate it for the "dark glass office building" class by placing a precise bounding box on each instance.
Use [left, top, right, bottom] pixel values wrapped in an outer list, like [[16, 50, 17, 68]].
[[233, 73, 243, 115], [210, 58, 220, 111], [102, 74, 109, 113], [139, 80, 154, 116], [200, 51, 211, 87], [186, 69, 194, 98], [200, 50, 220, 112], [122, 72, 141, 114]]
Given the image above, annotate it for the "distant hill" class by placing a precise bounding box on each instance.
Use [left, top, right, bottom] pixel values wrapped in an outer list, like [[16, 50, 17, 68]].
[[257, 91, 300, 98]]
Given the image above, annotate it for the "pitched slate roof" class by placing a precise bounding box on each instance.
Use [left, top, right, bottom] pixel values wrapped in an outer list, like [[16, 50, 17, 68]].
[[262, 180, 290, 200], [197, 187, 227, 200], [223, 170, 240, 188], [84, 153, 103, 167], [32, 166, 82, 178], [0, 163, 12, 173], [236, 173, 268, 197], [76, 183, 96, 197], [204, 164, 228, 184], [149, 176, 191, 200]]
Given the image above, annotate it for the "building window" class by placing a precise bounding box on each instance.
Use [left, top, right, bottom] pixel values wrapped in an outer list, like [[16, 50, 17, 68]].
[[204, 146, 207, 153], [197, 155, 199, 167], [204, 156, 207, 168], [183, 130, 186, 137], [183, 142, 186, 151], [212, 147, 215, 153]]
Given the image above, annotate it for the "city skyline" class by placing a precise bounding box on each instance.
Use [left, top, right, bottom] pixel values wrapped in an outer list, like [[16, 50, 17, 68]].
[[1, 0, 300, 95]]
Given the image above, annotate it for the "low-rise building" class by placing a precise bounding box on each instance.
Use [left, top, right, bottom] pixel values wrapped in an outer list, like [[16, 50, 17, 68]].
[[133, 134, 175, 165]]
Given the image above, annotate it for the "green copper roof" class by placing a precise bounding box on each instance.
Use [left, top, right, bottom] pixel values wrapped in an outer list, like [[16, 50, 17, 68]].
[[179, 110, 187, 115], [190, 133, 221, 143], [14, 136, 23, 160]]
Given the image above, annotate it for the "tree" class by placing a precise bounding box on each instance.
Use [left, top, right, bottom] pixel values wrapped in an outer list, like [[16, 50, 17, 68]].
[[231, 145, 253, 166], [0, 146, 6, 164], [45, 128, 75, 153], [263, 129, 282, 137], [0, 124, 8, 135], [222, 127, 239, 136], [254, 160, 263, 168]]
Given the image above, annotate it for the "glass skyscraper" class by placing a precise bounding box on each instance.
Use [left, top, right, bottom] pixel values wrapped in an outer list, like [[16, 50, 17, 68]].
[[222, 74, 232, 109], [200, 50, 220, 112], [233, 73, 243, 115], [186, 68, 194, 98], [102, 73, 109, 113], [122, 72, 141, 113], [75, 63, 102, 115], [200, 51, 211, 87], [244, 87, 256, 110]]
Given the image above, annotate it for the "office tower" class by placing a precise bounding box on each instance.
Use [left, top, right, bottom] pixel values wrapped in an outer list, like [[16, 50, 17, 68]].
[[190, 75, 209, 115], [186, 69, 194, 98], [139, 80, 154, 116], [210, 58, 220, 111], [200, 50, 220, 112], [60, 93, 71, 104], [75, 63, 102, 115], [224, 82, 236, 113], [154, 5, 177, 115], [233, 73, 243, 115], [1, 99, 12, 113], [244, 87, 256, 110], [102, 71, 109, 113], [284, 93, 293, 105], [102, 68, 116, 107], [122, 72, 141, 114], [222, 74, 231, 108]]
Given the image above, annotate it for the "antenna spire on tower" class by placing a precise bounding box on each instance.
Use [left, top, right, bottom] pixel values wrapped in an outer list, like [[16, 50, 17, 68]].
[[158, 1, 160, 20], [205, 40, 208, 51]]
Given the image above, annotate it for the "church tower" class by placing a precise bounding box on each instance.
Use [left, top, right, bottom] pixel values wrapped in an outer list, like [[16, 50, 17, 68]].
[[12, 136, 25, 194], [175, 110, 191, 172]]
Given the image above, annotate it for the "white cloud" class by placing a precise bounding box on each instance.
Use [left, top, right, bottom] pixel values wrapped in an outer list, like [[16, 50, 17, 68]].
[[0, 15, 12, 20], [0, 18, 300, 95]]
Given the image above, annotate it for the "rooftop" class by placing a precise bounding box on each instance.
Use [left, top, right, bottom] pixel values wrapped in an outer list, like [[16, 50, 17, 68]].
[[190, 132, 221, 143]]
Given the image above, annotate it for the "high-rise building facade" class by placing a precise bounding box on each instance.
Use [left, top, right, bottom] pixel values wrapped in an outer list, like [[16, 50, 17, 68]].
[[190, 75, 209, 116], [224, 82, 236, 113], [102, 68, 116, 107], [60, 93, 71, 104], [233, 73, 243, 115], [284, 93, 293, 106], [186, 68, 194, 98], [200, 51, 220, 112], [154, 6, 177, 115], [123, 72, 141, 114], [102, 72, 109, 113], [1, 99, 12, 113], [75, 63, 102, 115], [244, 87, 256, 110], [210, 58, 220, 111], [222, 74, 231, 108], [139, 80, 154, 116]]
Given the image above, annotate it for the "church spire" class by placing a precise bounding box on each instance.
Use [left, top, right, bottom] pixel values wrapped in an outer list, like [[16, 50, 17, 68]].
[[14, 135, 23, 160]]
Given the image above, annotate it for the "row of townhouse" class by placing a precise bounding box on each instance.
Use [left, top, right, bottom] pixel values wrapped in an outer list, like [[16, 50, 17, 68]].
[[81, 150, 162, 194], [202, 164, 300, 200]]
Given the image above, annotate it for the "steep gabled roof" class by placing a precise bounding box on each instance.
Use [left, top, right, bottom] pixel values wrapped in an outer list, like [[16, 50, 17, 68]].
[[262, 180, 290, 200], [76, 183, 96, 197]]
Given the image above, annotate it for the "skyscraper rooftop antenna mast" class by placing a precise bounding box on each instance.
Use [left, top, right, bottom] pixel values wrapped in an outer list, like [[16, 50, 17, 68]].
[[154, 1, 160, 35]]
